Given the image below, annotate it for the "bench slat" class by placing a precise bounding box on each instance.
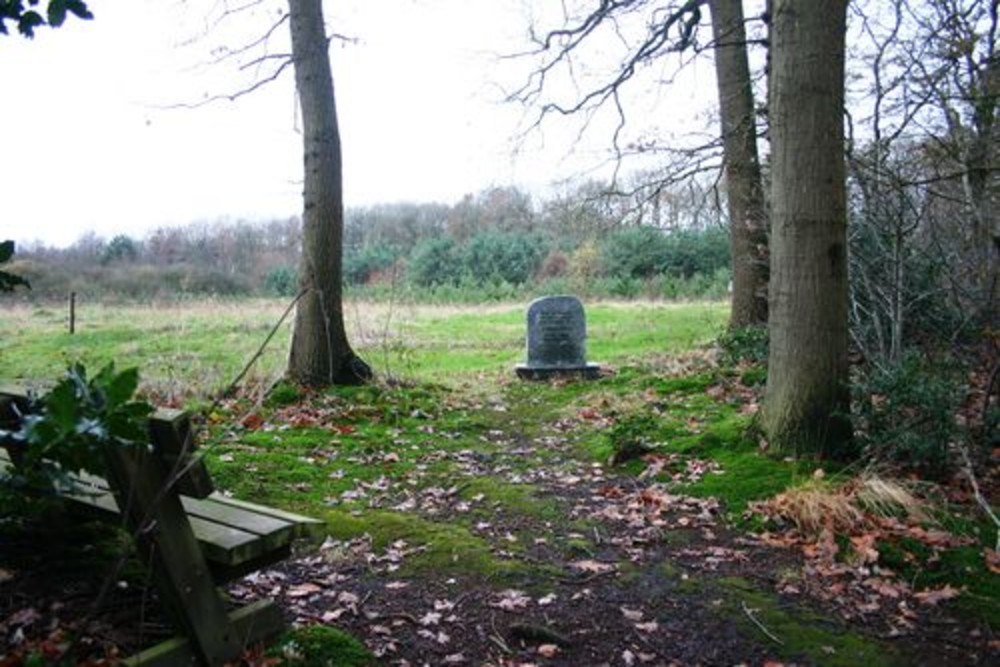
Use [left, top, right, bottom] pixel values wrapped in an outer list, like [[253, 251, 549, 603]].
[[1, 449, 316, 568], [207, 493, 325, 539]]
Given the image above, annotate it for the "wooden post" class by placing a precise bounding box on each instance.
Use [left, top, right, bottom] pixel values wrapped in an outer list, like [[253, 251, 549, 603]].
[[69, 292, 76, 335]]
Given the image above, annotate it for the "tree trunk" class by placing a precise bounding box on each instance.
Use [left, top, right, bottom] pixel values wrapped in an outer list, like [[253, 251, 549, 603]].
[[762, 0, 852, 458], [709, 0, 768, 328], [286, 0, 371, 386]]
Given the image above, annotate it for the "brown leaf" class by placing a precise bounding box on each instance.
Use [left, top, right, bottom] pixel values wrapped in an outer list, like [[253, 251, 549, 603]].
[[240, 412, 264, 430], [914, 585, 961, 605], [985, 549, 1000, 574], [850, 533, 880, 564], [634, 621, 659, 633], [620, 606, 644, 621], [286, 582, 323, 598], [570, 559, 616, 574], [537, 644, 560, 658]]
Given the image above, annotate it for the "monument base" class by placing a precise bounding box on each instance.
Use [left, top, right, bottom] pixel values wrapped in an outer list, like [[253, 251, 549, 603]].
[[515, 363, 602, 381]]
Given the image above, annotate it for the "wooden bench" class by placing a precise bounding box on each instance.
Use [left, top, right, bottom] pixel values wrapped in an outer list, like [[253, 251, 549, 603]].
[[0, 390, 324, 666]]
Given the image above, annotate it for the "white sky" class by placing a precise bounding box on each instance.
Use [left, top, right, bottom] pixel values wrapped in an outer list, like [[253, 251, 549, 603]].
[[1, 0, 715, 248]]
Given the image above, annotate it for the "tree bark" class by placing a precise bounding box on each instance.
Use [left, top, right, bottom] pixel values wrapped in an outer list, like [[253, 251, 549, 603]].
[[709, 0, 768, 328], [762, 0, 852, 458], [287, 0, 371, 386]]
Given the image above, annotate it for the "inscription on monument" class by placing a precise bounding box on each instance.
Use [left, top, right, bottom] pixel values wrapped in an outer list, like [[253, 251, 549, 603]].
[[516, 295, 601, 380]]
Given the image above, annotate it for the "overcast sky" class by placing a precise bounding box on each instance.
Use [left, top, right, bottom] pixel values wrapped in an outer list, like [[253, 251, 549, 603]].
[[1, 0, 714, 248]]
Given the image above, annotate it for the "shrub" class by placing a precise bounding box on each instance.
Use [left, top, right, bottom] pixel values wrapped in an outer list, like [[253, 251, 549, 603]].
[[344, 244, 397, 285], [265, 266, 299, 297], [536, 248, 569, 279], [852, 353, 960, 476], [460, 231, 548, 285], [601, 226, 670, 279], [408, 237, 462, 287], [717, 325, 768, 365]]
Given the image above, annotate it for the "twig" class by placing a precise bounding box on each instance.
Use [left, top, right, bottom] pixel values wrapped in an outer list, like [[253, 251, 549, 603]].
[[509, 622, 571, 647], [218, 288, 307, 399], [741, 600, 783, 645], [957, 442, 1000, 552], [489, 613, 512, 654]]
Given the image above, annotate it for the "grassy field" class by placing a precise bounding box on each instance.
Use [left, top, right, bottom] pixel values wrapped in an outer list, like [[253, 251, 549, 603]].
[[0, 297, 728, 396]]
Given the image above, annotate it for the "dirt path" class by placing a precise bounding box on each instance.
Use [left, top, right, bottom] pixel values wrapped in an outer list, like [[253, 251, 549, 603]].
[[245, 385, 988, 666]]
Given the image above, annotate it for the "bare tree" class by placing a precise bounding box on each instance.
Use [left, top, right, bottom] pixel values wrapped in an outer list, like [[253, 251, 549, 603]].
[[762, 0, 853, 457], [286, 0, 371, 385], [507, 0, 769, 328], [709, 0, 768, 327]]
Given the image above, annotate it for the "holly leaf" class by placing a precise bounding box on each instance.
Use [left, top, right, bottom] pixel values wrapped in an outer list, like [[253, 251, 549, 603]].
[[47, 0, 66, 27], [104, 366, 140, 409], [17, 10, 44, 37], [65, 0, 92, 20]]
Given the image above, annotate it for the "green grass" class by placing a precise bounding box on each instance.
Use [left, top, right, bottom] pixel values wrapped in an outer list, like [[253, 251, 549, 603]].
[[0, 299, 728, 392]]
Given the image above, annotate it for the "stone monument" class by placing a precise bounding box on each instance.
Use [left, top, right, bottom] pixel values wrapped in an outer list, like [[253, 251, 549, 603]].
[[515, 295, 601, 380]]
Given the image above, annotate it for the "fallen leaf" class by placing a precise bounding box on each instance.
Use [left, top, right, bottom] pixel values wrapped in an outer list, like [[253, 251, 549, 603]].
[[620, 607, 644, 621], [537, 644, 560, 658], [570, 559, 616, 574], [634, 621, 659, 633], [240, 413, 264, 430], [914, 585, 961, 605], [420, 611, 442, 626], [985, 549, 1000, 574], [490, 589, 531, 611], [286, 582, 323, 598]]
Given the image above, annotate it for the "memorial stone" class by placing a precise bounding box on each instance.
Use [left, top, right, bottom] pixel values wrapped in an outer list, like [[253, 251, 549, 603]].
[[515, 295, 601, 380]]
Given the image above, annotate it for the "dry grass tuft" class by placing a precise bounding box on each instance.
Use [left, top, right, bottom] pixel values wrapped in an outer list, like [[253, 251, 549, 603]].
[[762, 472, 931, 538], [764, 482, 866, 536], [851, 473, 929, 523]]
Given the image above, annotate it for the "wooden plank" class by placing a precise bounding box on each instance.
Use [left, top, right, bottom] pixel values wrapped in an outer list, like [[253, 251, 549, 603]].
[[181, 496, 293, 548], [123, 599, 286, 667], [66, 487, 267, 567], [102, 444, 242, 665], [207, 494, 325, 539], [149, 409, 215, 499]]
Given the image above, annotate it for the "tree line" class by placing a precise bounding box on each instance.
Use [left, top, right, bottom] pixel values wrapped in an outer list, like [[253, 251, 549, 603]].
[[6, 182, 731, 302]]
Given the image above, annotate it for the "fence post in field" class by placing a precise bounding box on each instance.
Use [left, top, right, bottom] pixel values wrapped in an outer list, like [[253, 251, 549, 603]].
[[69, 292, 76, 335]]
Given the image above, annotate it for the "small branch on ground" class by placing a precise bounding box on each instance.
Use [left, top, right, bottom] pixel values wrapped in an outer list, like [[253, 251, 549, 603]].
[[741, 600, 783, 645]]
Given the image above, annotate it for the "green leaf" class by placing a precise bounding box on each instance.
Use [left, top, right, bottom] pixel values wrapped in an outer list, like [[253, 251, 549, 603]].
[[65, 0, 91, 20], [103, 366, 139, 409], [44, 380, 79, 434], [17, 10, 43, 37], [47, 0, 66, 27]]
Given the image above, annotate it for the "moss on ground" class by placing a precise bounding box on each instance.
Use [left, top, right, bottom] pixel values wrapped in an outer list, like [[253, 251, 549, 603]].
[[269, 625, 373, 666], [322, 509, 527, 578], [716, 577, 904, 667]]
